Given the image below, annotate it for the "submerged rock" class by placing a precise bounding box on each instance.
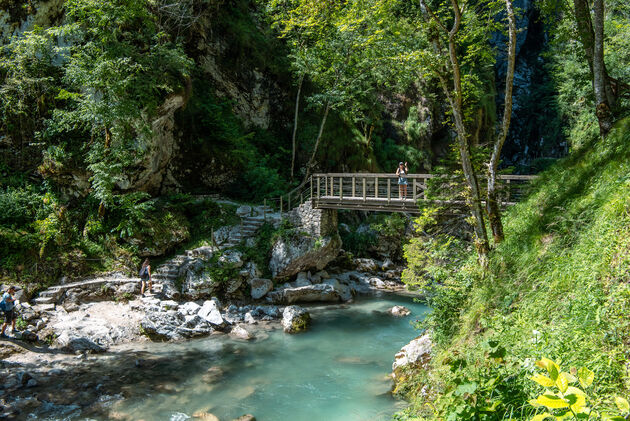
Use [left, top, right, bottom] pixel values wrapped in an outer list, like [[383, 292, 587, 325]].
[[232, 415, 256, 421], [389, 305, 411, 317], [282, 306, 311, 334], [192, 411, 220, 421], [230, 324, 254, 340]]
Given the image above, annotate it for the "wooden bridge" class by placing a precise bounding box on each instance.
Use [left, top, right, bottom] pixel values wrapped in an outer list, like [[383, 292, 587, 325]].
[[276, 173, 537, 214]]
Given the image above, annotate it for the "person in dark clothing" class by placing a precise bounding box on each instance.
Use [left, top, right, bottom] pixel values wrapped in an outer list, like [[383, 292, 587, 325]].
[[1, 286, 17, 337], [139, 258, 153, 297]]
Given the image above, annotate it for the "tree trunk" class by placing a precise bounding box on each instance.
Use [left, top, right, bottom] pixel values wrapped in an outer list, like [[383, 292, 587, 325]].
[[290, 74, 304, 180], [446, 0, 489, 264], [487, 0, 517, 244], [303, 102, 330, 184], [592, 0, 614, 135], [573, 0, 615, 136]]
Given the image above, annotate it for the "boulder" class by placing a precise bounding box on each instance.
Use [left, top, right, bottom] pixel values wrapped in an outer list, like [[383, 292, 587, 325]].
[[322, 279, 353, 302], [389, 305, 411, 317], [198, 300, 226, 328], [354, 258, 379, 273], [269, 233, 342, 279], [218, 250, 244, 269], [183, 270, 217, 300], [381, 258, 395, 271], [392, 334, 432, 377], [368, 277, 386, 289], [178, 301, 201, 316], [282, 306, 311, 334], [244, 312, 257, 324], [284, 284, 341, 304], [140, 310, 186, 341], [56, 332, 106, 353], [240, 262, 262, 280], [230, 324, 254, 340], [250, 278, 273, 300], [158, 279, 181, 300]]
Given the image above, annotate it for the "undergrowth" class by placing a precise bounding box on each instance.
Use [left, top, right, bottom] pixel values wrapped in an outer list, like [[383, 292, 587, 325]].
[[397, 118, 630, 419]]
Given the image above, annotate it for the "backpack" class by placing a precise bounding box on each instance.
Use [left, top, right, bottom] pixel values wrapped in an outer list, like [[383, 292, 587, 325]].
[[0, 300, 5, 311], [139, 265, 149, 279]]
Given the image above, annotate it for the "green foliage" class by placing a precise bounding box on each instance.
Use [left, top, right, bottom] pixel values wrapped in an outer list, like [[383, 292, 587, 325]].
[[398, 118, 630, 418], [529, 358, 630, 421], [339, 228, 377, 257]]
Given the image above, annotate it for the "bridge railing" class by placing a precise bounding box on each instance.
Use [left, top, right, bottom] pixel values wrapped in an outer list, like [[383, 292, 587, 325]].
[[310, 173, 536, 213]]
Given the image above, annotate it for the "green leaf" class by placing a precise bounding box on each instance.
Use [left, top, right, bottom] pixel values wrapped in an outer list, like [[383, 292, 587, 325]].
[[603, 416, 626, 421], [454, 382, 478, 396], [556, 373, 569, 393], [615, 397, 630, 413], [531, 373, 555, 388], [535, 394, 569, 409], [549, 363, 559, 382], [565, 393, 586, 411], [577, 367, 594, 388]]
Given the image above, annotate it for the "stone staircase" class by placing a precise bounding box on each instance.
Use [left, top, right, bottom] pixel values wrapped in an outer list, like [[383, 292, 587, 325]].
[[150, 204, 278, 293], [32, 203, 280, 305]]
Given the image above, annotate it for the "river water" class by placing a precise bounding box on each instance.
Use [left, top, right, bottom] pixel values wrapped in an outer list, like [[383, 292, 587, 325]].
[[100, 293, 428, 421]]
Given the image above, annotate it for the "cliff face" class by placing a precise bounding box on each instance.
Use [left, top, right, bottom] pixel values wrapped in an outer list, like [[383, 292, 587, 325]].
[[494, 0, 566, 171], [1, 0, 564, 199]]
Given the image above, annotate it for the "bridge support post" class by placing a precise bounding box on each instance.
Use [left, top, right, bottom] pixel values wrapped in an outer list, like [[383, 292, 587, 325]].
[[413, 179, 417, 201], [317, 176, 321, 200], [387, 178, 391, 204], [375, 177, 379, 199], [363, 178, 366, 202], [339, 177, 343, 200]]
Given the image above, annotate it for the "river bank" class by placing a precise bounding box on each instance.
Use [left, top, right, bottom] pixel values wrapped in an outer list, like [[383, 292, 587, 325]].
[[1, 293, 428, 420]]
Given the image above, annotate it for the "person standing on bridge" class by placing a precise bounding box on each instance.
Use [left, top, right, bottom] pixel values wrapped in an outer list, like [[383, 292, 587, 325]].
[[396, 162, 409, 200]]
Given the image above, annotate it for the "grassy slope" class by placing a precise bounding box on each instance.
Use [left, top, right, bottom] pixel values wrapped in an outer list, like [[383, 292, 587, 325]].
[[399, 117, 630, 419]]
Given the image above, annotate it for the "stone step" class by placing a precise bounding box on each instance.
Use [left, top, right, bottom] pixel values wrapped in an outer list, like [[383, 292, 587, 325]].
[[39, 290, 59, 298], [242, 219, 265, 225], [34, 296, 56, 305]]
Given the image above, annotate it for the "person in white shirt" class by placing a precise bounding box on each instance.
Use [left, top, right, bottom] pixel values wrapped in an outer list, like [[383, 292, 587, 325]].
[[396, 161, 409, 199]]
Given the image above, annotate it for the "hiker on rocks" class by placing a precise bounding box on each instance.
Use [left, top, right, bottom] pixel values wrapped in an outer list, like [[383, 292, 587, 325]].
[[1, 286, 17, 337], [396, 161, 409, 199], [139, 258, 153, 297]]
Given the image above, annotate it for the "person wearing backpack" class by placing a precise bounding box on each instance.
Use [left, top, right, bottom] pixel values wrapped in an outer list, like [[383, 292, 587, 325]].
[[1, 286, 17, 338], [139, 258, 153, 297]]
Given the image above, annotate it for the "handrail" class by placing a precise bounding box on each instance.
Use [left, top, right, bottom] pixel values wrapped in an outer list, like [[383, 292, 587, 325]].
[[312, 172, 537, 180], [267, 172, 538, 215]]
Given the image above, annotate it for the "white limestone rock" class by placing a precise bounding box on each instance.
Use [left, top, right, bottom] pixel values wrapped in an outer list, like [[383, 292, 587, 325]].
[[282, 305, 311, 334], [392, 334, 432, 376]]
